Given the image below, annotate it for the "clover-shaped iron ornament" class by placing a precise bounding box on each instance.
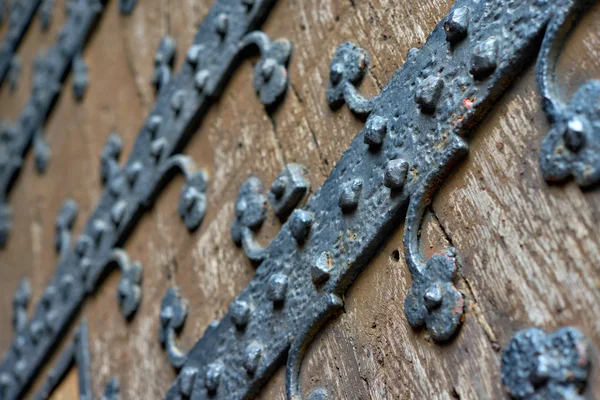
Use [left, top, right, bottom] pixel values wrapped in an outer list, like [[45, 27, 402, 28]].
[[253, 38, 292, 107], [178, 172, 208, 232], [231, 176, 268, 263], [501, 327, 591, 400], [117, 261, 143, 320], [159, 287, 189, 369], [326, 41, 372, 113], [539, 81, 600, 187], [536, 4, 600, 188], [403, 248, 464, 341]]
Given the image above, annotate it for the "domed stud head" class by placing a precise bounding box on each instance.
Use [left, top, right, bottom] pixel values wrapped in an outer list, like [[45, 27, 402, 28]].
[[230, 298, 250, 329], [564, 116, 588, 152], [415, 76, 444, 113], [338, 179, 362, 212], [288, 209, 314, 244], [444, 7, 469, 44], [364, 116, 388, 148], [470, 37, 499, 80], [205, 363, 223, 394], [384, 159, 409, 190], [312, 252, 333, 285], [243, 342, 262, 375], [423, 284, 443, 311], [266, 273, 288, 304]]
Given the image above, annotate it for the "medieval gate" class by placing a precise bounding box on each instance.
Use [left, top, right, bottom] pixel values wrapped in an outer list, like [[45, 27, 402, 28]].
[[0, 0, 599, 399]]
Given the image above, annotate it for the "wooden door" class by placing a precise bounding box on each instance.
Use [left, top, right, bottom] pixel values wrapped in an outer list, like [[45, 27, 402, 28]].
[[0, 0, 599, 399]]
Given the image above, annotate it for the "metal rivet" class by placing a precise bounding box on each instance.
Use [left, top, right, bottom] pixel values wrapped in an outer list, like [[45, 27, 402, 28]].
[[111, 201, 127, 225], [243, 342, 262, 375], [470, 37, 498, 80], [268, 164, 310, 220], [195, 69, 210, 92], [91, 219, 106, 243], [531, 356, 550, 385], [216, 13, 228, 36], [338, 179, 362, 212], [45, 310, 59, 331], [288, 209, 313, 243], [415, 76, 444, 113], [150, 138, 167, 161], [14, 360, 27, 382], [79, 257, 91, 283], [444, 7, 469, 44], [42, 285, 57, 309], [364, 116, 387, 147], [230, 299, 250, 329], [384, 159, 409, 189], [0, 373, 14, 395], [178, 366, 197, 397], [186, 44, 204, 65], [205, 363, 223, 393], [171, 90, 185, 114], [423, 284, 443, 310], [564, 117, 587, 152], [60, 274, 74, 301], [312, 252, 333, 285], [146, 115, 162, 137], [182, 187, 200, 211], [330, 63, 344, 85], [125, 162, 142, 185], [13, 335, 26, 357], [75, 237, 90, 257], [30, 320, 44, 344], [270, 175, 287, 198], [261, 58, 277, 80], [266, 273, 288, 303]]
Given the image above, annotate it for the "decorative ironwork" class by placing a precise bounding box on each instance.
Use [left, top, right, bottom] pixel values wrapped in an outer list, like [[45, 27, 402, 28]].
[[32, 321, 92, 400], [268, 163, 309, 220], [0, 1, 291, 398], [0, 0, 106, 248], [0, 0, 42, 86], [152, 35, 177, 93], [232, 164, 309, 263], [0, 0, 597, 399], [160, 1, 595, 399], [39, 0, 54, 30], [31, 320, 121, 400], [159, 287, 190, 369], [501, 327, 591, 400], [232, 176, 268, 264], [537, 0, 600, 187]]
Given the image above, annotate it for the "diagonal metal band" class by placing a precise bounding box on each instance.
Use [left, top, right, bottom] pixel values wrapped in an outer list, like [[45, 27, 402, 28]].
[[0, 0, 280, 398], [0, 0, 42, 86], [163, 1, 586, 399]]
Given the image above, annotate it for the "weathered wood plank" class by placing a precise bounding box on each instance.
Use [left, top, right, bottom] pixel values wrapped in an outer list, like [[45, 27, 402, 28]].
[[0, 0, 598, 399]]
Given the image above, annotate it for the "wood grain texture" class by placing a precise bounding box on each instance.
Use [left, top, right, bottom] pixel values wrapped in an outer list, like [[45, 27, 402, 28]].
[[0, 0, 598, 399]]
